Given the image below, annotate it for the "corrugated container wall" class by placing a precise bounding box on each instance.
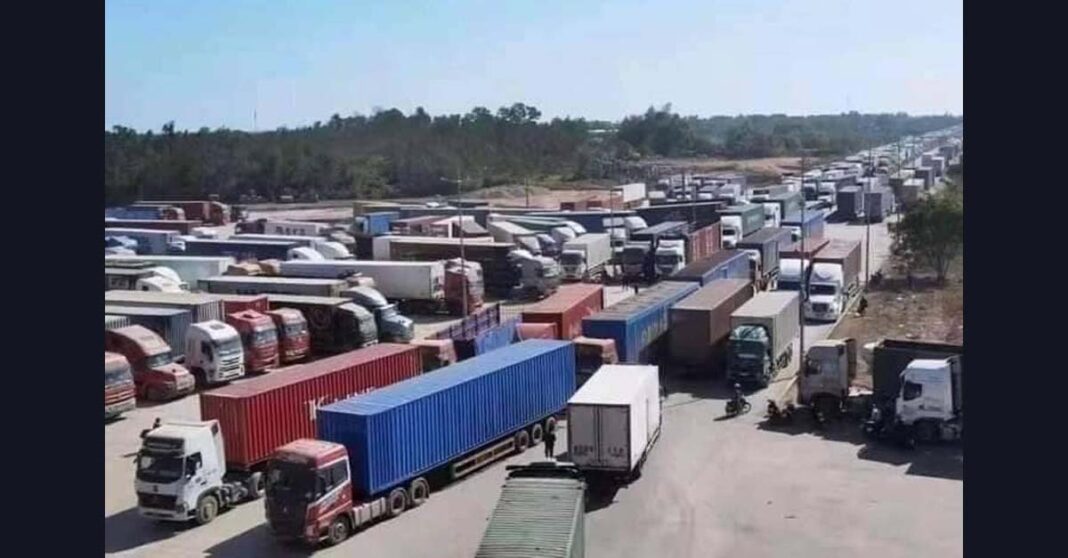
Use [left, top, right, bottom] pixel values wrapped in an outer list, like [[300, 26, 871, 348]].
[[105, 314, 131, 330], [317, 340, 576, 497], [200, 344, 422, 470], [669, 279, 754, 368], [454, 318, 518, 360], [582, 281, 699, 363], [668, 250, 751, 285], [104, 290, 224, 323], [104, 305, 193, 360], [475, 475, 585, 558], [521, 283, 604, 340]]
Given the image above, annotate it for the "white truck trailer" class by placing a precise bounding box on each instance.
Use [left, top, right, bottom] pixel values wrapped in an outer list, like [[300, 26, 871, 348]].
[[560, 233, 612, 282]]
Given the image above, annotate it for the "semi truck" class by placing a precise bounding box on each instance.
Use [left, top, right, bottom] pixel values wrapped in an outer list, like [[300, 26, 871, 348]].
[[635, 200, 724, 227], [183, 320, 246, 385], [521, 283, 605, 340], [864, 187, 894, 222], [105, 325, 195, 400], [184, 238, 301, 261], [718, 204, 765, 248], [134, 345, 422, 526], [225, 310, 280, 374], [105, 290, 225, 324], [567, 364, 662, 483], [106, 255, 235, 288], [341, 286, 415, 343], [231, 233, 353, 260], [804, 239, 862, 322], [777, 238, 830, 292], [863, 339, 963, 445], [266, 308, 310, 364], [780, 210, 826, 242], [487, 220, 543, 254], [136, 200, 230, 225], [264, 340, 576, 546], [654, 222, 721, 278], [835, 187, 864, 221], [736, 227, 792, 291], [582, 281, 699, 363], [669, 279, 754, 372], [726, 291, 801, 387], [475, 462, 586, 558], [666, 249, 751, 286], [104, 352, 136, 419], [766, 338, 859, 424], [560, 233, 612, 282], [103, 305, 192, 360], [265, 294, 377, 354], [105, 228, 186, 255], [385, 237, 535, 297], [622, 221, 690, 282]]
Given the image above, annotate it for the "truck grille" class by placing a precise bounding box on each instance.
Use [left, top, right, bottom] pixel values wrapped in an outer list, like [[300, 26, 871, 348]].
[[812, 303, 828, 313], [137, 493, 177, 510], [266, 502, 307, 538]]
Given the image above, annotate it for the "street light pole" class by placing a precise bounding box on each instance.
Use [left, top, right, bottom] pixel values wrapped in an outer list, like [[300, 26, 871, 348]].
[[456, 174, 467, 317], [799, 151, 806, 364], [866, 142, 873, 286]]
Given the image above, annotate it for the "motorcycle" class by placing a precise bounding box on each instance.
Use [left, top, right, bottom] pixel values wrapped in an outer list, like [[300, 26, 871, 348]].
[[725, 394, 752, 418]]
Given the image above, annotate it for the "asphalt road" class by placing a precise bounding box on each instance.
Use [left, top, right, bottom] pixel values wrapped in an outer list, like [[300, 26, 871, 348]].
[[105, 214, 962, 558]]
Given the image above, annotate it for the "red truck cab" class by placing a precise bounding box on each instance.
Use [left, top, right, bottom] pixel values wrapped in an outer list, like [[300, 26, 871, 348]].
[[226, 310, 280, 373], [104, 326, 195, 401], [409, 338, 457, 371], [104, 352, 136, 419], [266, 439, 356, 545], [267, 308, 310, 364]]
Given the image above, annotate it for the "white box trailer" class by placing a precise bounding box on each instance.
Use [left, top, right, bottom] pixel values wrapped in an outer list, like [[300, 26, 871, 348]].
[[560, 233, 612, 281], [371, 234, 493, 260], [487, 220, 534, 244], [613, 182, 647, 204], [262, 220, 330, 236], [104, 255, 235, 288], [567, 364, 661, 480], [278, 260, 445, 301]]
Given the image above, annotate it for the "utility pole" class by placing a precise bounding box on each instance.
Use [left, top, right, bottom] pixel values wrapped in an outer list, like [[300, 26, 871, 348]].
[[457, 173, 467, 317], [799, 150, 806, 365], [865, 142, 873, 286]]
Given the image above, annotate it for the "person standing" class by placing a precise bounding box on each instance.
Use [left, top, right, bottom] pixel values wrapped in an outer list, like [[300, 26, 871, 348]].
[[543, 427, 556, 460]]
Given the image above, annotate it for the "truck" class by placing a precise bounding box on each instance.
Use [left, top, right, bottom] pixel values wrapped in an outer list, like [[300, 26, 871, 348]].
[[103, 305, 192, 360], [134, 344, 422, 526], [475, 462, 586, 558], [201, 275, 350, 298], [231, 233, 353, 260], [531, 210, 637, 233], [104, 290, 225, 323], [137, 200, 230, 225], [613, 182, 647, 207], [718, 204, 765, 248], [567, 364, 661, 483], [279, 259, 464, 315], [341, 286, 415, 343], [104, 262, 186, 292], [103, 219, 203, 235], [104, 352, 137, 419], [509, 250, 562, 299], [183, 320, 246, 385], [560, 233, 612, 282], [582, 281, 699, 363], [264, 294, 378, 354], [835, 187, 864, 221], [105, 228, 185, 255], [521, 283, 605, 340], [635, 200, 724, 228], [225, 310, 279, 374], [264, 340, 575, 546], [262, 220, 331, 237], [864, 187, 894, 222], [443, 258, 485, 316], [804, 239, 862, 322], [386, 237, 528, 297], [666, 249, 751, 286], [408, 338, 458, 372], [669, 279, 754, 371], [106, 255, 235, 288], [351, 211, 399, 236], [777, 238, 829, 292], [780, 210, 825, 243], [263, 308, 310, 364], [487, 220, 542, 254], [863, 339, 964, 445], [105, 325, 196, 401], [184, 238, 301, 261], [766, 338, 860, 425], [654, 222, 721, 278], [107, 205, 185, 221], [736, 227, 793, 291], [623, 221, 690, 282], [726, 291, 801, 387]]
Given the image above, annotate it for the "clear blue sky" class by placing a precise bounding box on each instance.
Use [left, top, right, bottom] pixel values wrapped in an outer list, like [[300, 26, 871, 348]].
[[105, 0, 963, 132]]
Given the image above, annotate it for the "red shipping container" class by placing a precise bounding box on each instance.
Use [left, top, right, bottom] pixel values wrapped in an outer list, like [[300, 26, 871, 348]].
[[687, 222, 722, 263], [214, 294, 270, 315], [200, 343, 422, 470], [521, 283, 604, 340], [516, 322, 558, 340]]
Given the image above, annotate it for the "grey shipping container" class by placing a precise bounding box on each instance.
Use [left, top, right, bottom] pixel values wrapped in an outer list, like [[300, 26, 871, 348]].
[[475, 466, 586, 558], [104, 290, 224, 323], [835, 187, 863, 220], [105, 315, 131, 330], [104, 305, 193, 360], [729, 291, 801, 366], [199, 275, 348, 297], [669, 279, 754, 368], [735, 227, 792, 280], [864, 188, 894, 222]]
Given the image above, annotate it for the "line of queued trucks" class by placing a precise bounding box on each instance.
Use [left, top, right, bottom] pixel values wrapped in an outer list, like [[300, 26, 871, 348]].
[[104, 128, 962, 553]]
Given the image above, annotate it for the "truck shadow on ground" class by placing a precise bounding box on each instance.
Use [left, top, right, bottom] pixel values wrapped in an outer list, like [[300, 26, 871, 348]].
[[104, 507, 190, 553], [205, 524, 314, 558], [584, 479, 625, 513], [659, 373, 735, 401]]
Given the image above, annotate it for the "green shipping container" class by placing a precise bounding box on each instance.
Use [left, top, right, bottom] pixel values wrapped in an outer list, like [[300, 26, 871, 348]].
[[475, 464, 586, 558]]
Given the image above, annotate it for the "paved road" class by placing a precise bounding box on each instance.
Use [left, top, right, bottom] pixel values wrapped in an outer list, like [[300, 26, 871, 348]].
[[106, 214, 961, 558]]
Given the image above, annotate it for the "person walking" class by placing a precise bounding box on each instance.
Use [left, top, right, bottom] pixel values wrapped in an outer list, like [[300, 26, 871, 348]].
[[543, 427, 557, 460]]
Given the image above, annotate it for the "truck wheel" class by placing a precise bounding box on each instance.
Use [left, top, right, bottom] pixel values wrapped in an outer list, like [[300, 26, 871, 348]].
[[545, 417, 557, 434], [194, 494, 219, 525], [409, 477, 430, 507], [530, 423, 545, 444], [514, 430, 531, 452], [245, 472, 264, 500], [387, 487, 408, 517], [916, 421, 938, 444], [326, 516, 351, 546]]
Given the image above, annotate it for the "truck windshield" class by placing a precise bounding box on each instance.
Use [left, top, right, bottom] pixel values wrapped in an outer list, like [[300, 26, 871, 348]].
[[283, 323, 306, 337], [655, 255, 679, 266], [730, 340, 765, 360], [104, 365, 132, 386], [809, 284, 837, 296], [252, 328, 277, 347], [145, 351, 172, 368], [560, 253, 582, 266], [136, 452, 184, 483], [216, 337, 242, 354], [778, 280, 799, 291], [266, 460, 317, 501]]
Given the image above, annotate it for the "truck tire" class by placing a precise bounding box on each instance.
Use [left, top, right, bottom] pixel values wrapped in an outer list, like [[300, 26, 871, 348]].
[[409, 477, 430, 507], [194, 494, 219, 525], [245, 472, 264, 500], [515, 430, 530, 452], [387, 487, 408, 517], [916, 420, 938, 444], [326, 515, 351, 546], [545, 416, 558, 434], [530, 423, 544, 444]]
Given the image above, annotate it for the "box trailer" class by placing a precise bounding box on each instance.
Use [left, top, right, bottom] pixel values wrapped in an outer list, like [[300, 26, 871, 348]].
[[199, 275, 348, 297], [864, 187, 894, 222], [521, 283, 604, 340], [567, 364, 661, 480], [727, 291, 801, 386], [105, 255, 234, 288], [278, 260, 445, 302], [835, 187, 864, 221], [780, 210, 825, 242], [736, 227, 793, 290], [560, 233, 612, 281], [352, 211, 399, 236], [184, 239, 300, 260], [317, 340, 576, 497], [104, 228, 181, 255], [667, 250, 751, 286], [104, 290, 224, 323], [200, 344, 421, 470], [582, 281, 699, 363], [475, 464, 586, 558], [669, 279, 754, 369], [104, 305, 193, 360]]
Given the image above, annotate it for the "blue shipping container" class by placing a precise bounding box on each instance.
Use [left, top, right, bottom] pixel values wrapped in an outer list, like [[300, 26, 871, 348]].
[[184, 239, 299, 260], [668, 250, 751, 286], [454, 317, 518, 360], [582, 281, 699, 363], [105, 206, 165, 220], [317, 339, 576, 497], [356, 211, 400, 236]]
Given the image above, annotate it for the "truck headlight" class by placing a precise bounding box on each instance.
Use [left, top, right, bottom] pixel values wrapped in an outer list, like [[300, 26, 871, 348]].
[[175, 502, 186, 513]]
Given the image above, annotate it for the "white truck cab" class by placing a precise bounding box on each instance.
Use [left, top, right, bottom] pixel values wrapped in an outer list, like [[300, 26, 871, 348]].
[[800, 339, 856, 406], [720, 215, 743, 248], [804, 263, 845, 321], [136, 420, 263, 525], [287, 246, 324, 260], [654, 239, 686, 277], [135, 274, 186, 293], [185, 320, 245, 385], [896, 359, 960, 426], [760, 202, 782, 228]]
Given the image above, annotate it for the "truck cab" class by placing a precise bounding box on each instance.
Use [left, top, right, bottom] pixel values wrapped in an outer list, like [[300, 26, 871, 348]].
[[267, 308, 310, 364], [512, 251, 561, 299], [573, 336, 619, 387], [559, 249, 588, 281], [760, 202, 782, 228], [720, 215, 742, 248], [339, 302, 379, 350], [800, 339, 857, 407], [185, 320, 246, 385], [136, 420, 263, 524], [105, 325, 194, 401], [104, 352, 136, 419], [805, 263, 845, 321], [654, 239, 687, 277], [444, 259, 484, 316], [410, 338, 458, 371], [226, 310, 280, 373], [343, 286, 414, 343], [727, 325, 773, 385], [621, 243, 649, 280], [266, 439, 357, 545], [896, 358, 962, 430]]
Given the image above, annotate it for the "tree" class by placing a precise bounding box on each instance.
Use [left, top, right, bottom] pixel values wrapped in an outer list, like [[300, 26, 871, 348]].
[[890, 190, 963, 283]]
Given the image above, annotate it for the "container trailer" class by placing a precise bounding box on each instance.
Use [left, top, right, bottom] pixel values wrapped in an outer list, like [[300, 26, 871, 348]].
[[622, 221, 690, 281], [264, 340, 576, 545], [636, 200, 724, 228], [351, 211, 399, 236], [654, 221, 722, 278], [106, 205, 184, 221], [736, 227, 793, 291], [105, 228, 185, 255], [669, 279, 754, 370], [804, 239, 862, 322], [430, 302, 502, 342], [200, 275, 349, 297], [777, 238, 830, 292], [385, 237, 528, 296], [780, 210, 825, 243], [521, 283, 604, 340], [718, 204, 765, 248], [727, 291, 801, 387], [104, 352, 136, 419], [103, 305, 192, 361], [135, 344, 422, 526], [230, 233, 353, 259], [106, 255, 235, 288], [264, 294, 378, 354], [864, 187, 894, 222], [666, 250, 751, 286], [835, 187, 864, 221], [567, 364, 661, 482], [105, 325, 195, 401], [105, 290, 225, 323], [184, 238, 301, 261], [582, 281, 699, 363]]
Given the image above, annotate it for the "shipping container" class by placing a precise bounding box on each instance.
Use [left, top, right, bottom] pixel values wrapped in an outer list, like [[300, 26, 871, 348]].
[[779, 238, 830, 259], [475, 465, 586, 558], [105, 255, 235, 287], [669, 279, 754, 368], [102, 219, 203, 235], [136, 200, 211, 222], [430, 303, 502, 341], [521, 283, 604, 340], [200, 344, 420, 470], [317, 340, 576, 497], [729, 292, 801, 368], [636, 201, 725, 227], [184, 238, 300, 260], [864, 187, 894, 222], [279, 260, 445, 302], [104, 228, 181, 255], [736, 227, 793, 283], [104, 290, 224, 323], [780, 210, 825, 241], [454, 318, 519, 360], [104, 305, 193, 360], [582, 281, 699, 363], [567, 364, 661, 475], [352, 211, 400, 236], [667, 250, 751, 286], [105, 314, 131, 330], [613, 183, 647, 204], [199, 275, 348, 297], [718, 204, 765, 237], [515, 322, 558, 340], [212, 294, 270, 314], [530, 210, 636, 233], [835, 187, 864, 220], [386, 238, 518, 296], [812, 239, 862, 293], [265, 294, 377, 354]]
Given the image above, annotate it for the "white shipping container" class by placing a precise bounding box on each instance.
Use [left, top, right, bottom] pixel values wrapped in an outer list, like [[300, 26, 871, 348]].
[[614, 182, 647, 204], [262, 220, 329, 236], [371, 235, 493, 260], [279, 260, 445, 301], [105, 255, 235, 286], [567, 364, 662, 476], [487, 221, 534, 244]]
